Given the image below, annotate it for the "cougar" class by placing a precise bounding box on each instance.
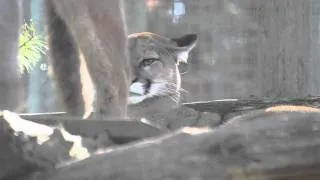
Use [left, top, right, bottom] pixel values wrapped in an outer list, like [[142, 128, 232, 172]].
[[44, 0, 130, 119], [78, 32, 197, 122], [127, 32, 197, 126], [45, 0, 197, 120]]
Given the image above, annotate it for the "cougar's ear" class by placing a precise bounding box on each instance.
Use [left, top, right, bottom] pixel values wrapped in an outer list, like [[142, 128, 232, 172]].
[[171, 34, 198, 64]]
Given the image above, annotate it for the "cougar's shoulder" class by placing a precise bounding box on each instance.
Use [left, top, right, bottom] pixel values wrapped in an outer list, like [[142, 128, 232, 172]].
[[127, 32, 197, 126]]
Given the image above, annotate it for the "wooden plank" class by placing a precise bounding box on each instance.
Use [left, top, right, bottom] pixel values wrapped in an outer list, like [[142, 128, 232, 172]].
[[25, 116, 167, 144], [19, 112, 66, 117]]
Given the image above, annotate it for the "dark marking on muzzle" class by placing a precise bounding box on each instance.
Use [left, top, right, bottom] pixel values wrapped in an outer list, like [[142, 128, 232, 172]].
[[144, 79, 152, 94]]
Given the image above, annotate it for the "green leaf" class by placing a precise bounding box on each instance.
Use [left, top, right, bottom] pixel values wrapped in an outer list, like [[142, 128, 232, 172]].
[[18, 21, 48, 74]]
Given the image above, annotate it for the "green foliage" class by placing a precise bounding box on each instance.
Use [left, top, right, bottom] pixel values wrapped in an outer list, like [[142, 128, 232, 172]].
[[18, 21, 48, 74]]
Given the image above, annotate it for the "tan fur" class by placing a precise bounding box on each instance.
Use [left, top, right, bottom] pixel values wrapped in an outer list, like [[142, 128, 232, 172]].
[[127, 32, 197, 123], [75, 31, 198, 120], [79, 50, 95, 119], [45, 1, 197, 120], [45, 0, 130, 119], [59, 32, 197, 120]]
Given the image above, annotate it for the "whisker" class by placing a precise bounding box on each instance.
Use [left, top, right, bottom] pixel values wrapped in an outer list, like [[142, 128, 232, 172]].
[[145, 80, 183, 103], [164, 81, 188, 93], [156, 88, 181, 103]]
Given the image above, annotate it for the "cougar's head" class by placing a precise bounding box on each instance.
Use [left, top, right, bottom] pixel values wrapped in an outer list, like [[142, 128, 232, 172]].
[[127, 32, 197, 105]]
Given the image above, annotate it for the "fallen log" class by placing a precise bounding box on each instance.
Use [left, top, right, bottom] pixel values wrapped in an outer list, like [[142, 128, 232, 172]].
[[33, 108, 320, 180], [0, 110, 168, 179], [0, 111, 57, 179], [0, 110, 125, 179], [183, 95, 320, 123], [20, 96, 320, 130], [19, 111, 167, 143], [3, 104, 320, 179]]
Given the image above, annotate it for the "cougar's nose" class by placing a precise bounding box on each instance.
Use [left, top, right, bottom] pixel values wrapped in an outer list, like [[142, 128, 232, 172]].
[[131, 77, 138, 84]]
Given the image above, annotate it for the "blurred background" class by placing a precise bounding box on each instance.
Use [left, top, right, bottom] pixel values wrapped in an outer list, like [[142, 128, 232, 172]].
[[19, 0, 320, 113]]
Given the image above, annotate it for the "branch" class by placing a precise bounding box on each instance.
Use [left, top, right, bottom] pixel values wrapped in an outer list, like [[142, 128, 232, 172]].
[[183, 95, 320, 122]]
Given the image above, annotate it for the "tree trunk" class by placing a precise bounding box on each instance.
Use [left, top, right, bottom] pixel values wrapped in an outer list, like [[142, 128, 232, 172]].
[[0, 0, 23, 111]]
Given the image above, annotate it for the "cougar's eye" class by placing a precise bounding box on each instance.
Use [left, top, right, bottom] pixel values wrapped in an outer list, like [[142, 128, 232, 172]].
[[140, 58, 159, 67]]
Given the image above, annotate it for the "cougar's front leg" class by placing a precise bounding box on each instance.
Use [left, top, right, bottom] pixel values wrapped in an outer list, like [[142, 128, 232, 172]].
[[52, 0, 130, 119], [45, 0, 85, 117], [82, 0, 130, 119]]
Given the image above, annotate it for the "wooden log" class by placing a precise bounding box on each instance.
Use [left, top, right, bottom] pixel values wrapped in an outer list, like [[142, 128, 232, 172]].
[[0, 111, 52, 179], [184, 96, 320, 113], [183, 96, 320, 123], [23, 115, 167, 144], [34, 108, 320, 180], [0, 110, 109, 179]]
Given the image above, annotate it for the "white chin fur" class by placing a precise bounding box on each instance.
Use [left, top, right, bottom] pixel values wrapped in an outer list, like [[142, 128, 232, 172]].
[[128, 95, 148, 105], [128, 81, 167, 105], [128, 82, 148, 105], [129, 82, 145, 95]]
